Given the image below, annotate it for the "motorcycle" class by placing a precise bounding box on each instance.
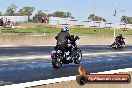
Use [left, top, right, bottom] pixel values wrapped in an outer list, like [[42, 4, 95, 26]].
[[51, 35, 82, 68], [111, 38, 125, 49]]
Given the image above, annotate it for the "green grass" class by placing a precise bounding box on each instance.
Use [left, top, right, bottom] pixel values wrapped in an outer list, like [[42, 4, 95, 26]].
[[0, 27, 132, 37]]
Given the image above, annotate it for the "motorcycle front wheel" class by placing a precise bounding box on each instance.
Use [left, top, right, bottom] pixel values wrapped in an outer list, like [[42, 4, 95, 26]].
[[121, 42, 125, 48], [74, 48, 82, 64]]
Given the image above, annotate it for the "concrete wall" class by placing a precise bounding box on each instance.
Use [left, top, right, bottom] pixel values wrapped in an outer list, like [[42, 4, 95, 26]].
[[0, 35, 56, 46], [0, 35, 132, 46]]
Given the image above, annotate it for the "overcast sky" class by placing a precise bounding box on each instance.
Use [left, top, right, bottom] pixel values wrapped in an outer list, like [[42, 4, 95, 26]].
[[0, 0, 132, 22]]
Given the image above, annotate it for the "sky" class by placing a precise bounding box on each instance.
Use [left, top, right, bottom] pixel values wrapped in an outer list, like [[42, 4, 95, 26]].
[[0, 0, 132, 22]]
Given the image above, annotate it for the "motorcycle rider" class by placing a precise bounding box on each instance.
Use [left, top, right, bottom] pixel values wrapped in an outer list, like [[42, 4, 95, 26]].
[[55, 27, 71, 56], [55, 27, 79, 58], [115, 34, 125, 46]]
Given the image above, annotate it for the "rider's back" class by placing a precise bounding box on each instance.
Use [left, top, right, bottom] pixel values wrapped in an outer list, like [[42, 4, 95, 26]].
[[56, 31, 70, 45], [116, 36, 124, 41]]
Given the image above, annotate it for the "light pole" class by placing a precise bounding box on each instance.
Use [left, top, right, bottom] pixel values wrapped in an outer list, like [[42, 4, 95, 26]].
[[113, 0, 117, 37], [93, 0, 96, 30]]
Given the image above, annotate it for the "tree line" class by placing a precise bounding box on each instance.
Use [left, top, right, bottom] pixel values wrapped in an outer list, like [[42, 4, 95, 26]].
[[0, 4, 131, 24], [0, 4, 74, 23]]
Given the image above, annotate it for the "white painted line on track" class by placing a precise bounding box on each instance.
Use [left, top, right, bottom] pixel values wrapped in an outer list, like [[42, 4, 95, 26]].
[[1, 68, 132, 88], [0, 51, 132, 60], [1, 76, 76, 88], [92, 68, 132, 74], [0, 45, 55, 47], [83, 51, 132, 56], [0, 55, 50, 61]]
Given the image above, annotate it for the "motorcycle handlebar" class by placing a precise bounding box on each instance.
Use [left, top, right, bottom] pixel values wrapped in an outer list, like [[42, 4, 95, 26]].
[[75, 36, 80, 40]]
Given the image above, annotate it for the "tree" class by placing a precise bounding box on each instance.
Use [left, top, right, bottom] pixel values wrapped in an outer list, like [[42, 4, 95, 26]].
[[127, 17, 132, 24], [32, 10, 46, 22], [88, 14, 106, 22], [16, 9, 25, 16], [66, 12, 74, 19], [16, 7, 35, 21], [121, 16, 128, 24], [126, 17, 132, 24], [121, 16, 132, 24], [102, 18, 106, 22], [50, 11, 74, 18], [50, 11, 66, 17], [66, 12, 72, 17], [5, 4, 17, 16]]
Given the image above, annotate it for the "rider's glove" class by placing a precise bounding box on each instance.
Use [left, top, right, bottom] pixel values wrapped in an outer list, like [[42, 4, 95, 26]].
[[75, 36, 80, 40]]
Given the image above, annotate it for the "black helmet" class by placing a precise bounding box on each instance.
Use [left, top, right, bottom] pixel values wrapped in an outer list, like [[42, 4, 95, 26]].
[[61, 27, 67, 32]]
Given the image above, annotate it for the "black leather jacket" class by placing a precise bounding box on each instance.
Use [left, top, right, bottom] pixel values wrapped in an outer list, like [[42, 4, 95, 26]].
[[55, 31, 70, 45]]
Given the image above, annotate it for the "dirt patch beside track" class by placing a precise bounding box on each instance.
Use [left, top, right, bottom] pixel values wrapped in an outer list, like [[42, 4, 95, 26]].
[[29, 72, 132, 88]]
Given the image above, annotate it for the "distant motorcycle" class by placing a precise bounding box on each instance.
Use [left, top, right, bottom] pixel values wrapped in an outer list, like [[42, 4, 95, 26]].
[[111, 38, 125, 49], [51, 35, 82, 68]]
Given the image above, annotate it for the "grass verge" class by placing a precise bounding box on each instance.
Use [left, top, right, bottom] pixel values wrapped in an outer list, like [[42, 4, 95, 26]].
[[0, 27, 132, 37]]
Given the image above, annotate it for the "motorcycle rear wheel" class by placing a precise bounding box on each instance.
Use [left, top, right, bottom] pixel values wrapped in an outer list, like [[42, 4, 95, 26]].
[[52, 58, 62, 68]]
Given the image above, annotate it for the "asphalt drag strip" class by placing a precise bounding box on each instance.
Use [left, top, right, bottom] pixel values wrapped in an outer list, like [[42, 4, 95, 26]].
[[0, 52, 132, 86]]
